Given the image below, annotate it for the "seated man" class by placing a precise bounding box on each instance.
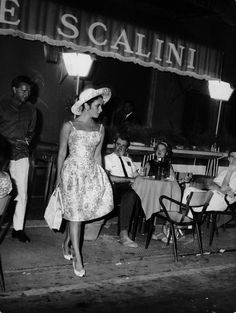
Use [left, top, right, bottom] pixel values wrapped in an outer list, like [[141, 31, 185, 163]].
[[104, 134, 141, 248], [183, 149, 236, 226]]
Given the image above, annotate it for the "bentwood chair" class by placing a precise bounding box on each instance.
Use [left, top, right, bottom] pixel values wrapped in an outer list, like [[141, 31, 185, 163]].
[[209, 197, 236, 246], [0, 195, 12, 291], [141, 153, 155, 168], [145, 190, 213, 262]]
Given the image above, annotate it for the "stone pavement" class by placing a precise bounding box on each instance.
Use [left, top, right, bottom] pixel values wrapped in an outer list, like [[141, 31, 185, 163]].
[[1, 217, 236, 298]]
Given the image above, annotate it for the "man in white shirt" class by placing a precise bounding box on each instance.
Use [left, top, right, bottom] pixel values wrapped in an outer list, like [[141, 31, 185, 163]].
[[210, 151, 236, 203], [104, 135, 141, 248], [183, 150, 236, 226]]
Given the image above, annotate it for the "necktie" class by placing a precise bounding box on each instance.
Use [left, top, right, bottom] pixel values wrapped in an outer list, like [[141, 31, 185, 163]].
[[119, 156, 128, 178]]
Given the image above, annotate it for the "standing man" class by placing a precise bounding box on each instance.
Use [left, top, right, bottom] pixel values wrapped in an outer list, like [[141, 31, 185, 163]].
[[121, 101, 135, 123], [0, 76, 37, 242], [104, 134, 141, 248], [114, 101, 140, 127], [120, 101, 136, 124]]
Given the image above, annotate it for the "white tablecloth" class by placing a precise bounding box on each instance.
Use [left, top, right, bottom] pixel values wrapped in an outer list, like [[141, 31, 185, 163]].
[[132, 176, 181, 219]]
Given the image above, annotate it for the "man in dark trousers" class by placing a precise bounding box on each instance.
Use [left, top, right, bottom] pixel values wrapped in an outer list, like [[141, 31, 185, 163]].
[[104, 134, 142, 248], [0, 75, 37, 242]]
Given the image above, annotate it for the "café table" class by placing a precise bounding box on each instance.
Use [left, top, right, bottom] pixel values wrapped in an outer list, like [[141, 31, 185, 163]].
[[131, 176, 182, 220]]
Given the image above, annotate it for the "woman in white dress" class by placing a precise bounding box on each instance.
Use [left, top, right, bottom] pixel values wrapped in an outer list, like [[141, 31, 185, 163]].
[[56, 88, 114, 277]]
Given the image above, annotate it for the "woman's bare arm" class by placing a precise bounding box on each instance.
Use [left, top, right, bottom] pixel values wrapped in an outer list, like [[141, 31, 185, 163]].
[[94, 124, 104, 166]]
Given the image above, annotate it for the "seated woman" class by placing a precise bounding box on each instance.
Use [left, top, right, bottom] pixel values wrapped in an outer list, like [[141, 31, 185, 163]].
[[144, 140, 175, 180], [0, 136, 12, 199], [0, 171, 12, 199], [144, 141, 179, 242]]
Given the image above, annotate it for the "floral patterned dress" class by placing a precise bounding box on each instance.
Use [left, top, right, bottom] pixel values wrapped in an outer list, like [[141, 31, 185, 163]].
[[0, 171, 12, 198], [60, 123, 113, 222]]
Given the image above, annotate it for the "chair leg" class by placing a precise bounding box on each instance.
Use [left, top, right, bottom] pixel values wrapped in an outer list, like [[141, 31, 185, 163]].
[[170, 224, 178, 262], [145, 215, 155, 249], [192, 223, 196, 240], [215, 214, 219, 236], [195, 223, 203, 255], [209, 212, 217, 246], [222, 219, 226, 232], [0, 254, 5, 292], [206, 213, 211, 229], [26, 164, 35, 211], [233, 212, 236, 225], [47, 162, 57, 205], [44, 161, 53, 206], [0, 220, 12, 245], [166, 224, 172, 245]]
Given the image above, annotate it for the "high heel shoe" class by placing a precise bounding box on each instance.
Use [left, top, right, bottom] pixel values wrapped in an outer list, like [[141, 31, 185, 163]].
[[62, 243, 73, 261], [72, 260, 85, 277]]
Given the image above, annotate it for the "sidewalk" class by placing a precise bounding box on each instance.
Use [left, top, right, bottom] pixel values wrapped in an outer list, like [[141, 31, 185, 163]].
[[1, 217, 236, 297]]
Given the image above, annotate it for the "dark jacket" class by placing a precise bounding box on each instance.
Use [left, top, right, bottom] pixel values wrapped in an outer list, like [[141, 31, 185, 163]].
[[148, 158, 171, 179], [0, 97, 37, 160]]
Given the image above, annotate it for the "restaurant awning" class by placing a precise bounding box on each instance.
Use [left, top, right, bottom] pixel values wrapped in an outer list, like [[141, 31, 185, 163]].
[[0, 0, 223, 80]]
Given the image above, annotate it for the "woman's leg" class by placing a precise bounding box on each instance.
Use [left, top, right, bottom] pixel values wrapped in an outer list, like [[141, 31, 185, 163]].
[[62, 222, 71, 256], [69, 221, 83, 270]]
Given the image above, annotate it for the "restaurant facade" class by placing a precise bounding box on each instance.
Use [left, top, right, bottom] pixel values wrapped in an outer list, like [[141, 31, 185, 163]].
[[0, 0, 232, 147], [0, 0, 222, 79]]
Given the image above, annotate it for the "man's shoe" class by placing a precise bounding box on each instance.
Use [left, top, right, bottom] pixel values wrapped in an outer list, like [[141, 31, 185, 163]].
[[152, 233, 165, 240], [120, 237, 138, 248], [161, 236, 173, 244], [12, 230, 30, 242]]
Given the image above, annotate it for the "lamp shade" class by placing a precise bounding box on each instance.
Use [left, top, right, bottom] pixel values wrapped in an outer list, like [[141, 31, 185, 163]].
[[208, 80, 234, 101], [62, 52, 94, 77]]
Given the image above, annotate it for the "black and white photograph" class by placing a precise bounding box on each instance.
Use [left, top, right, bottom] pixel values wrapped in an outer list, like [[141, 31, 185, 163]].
[[0, 0, 236, 312]]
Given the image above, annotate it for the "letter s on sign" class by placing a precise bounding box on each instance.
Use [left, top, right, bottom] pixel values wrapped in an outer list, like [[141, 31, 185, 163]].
[[57, 14, 79, 39]]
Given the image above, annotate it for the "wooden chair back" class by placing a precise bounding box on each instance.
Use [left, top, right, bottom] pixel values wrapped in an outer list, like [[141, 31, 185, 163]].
[[186, 190, 213, 209]]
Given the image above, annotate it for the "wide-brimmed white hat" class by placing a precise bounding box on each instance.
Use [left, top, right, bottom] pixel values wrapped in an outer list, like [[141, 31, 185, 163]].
[[71, 87, 111, 115]]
